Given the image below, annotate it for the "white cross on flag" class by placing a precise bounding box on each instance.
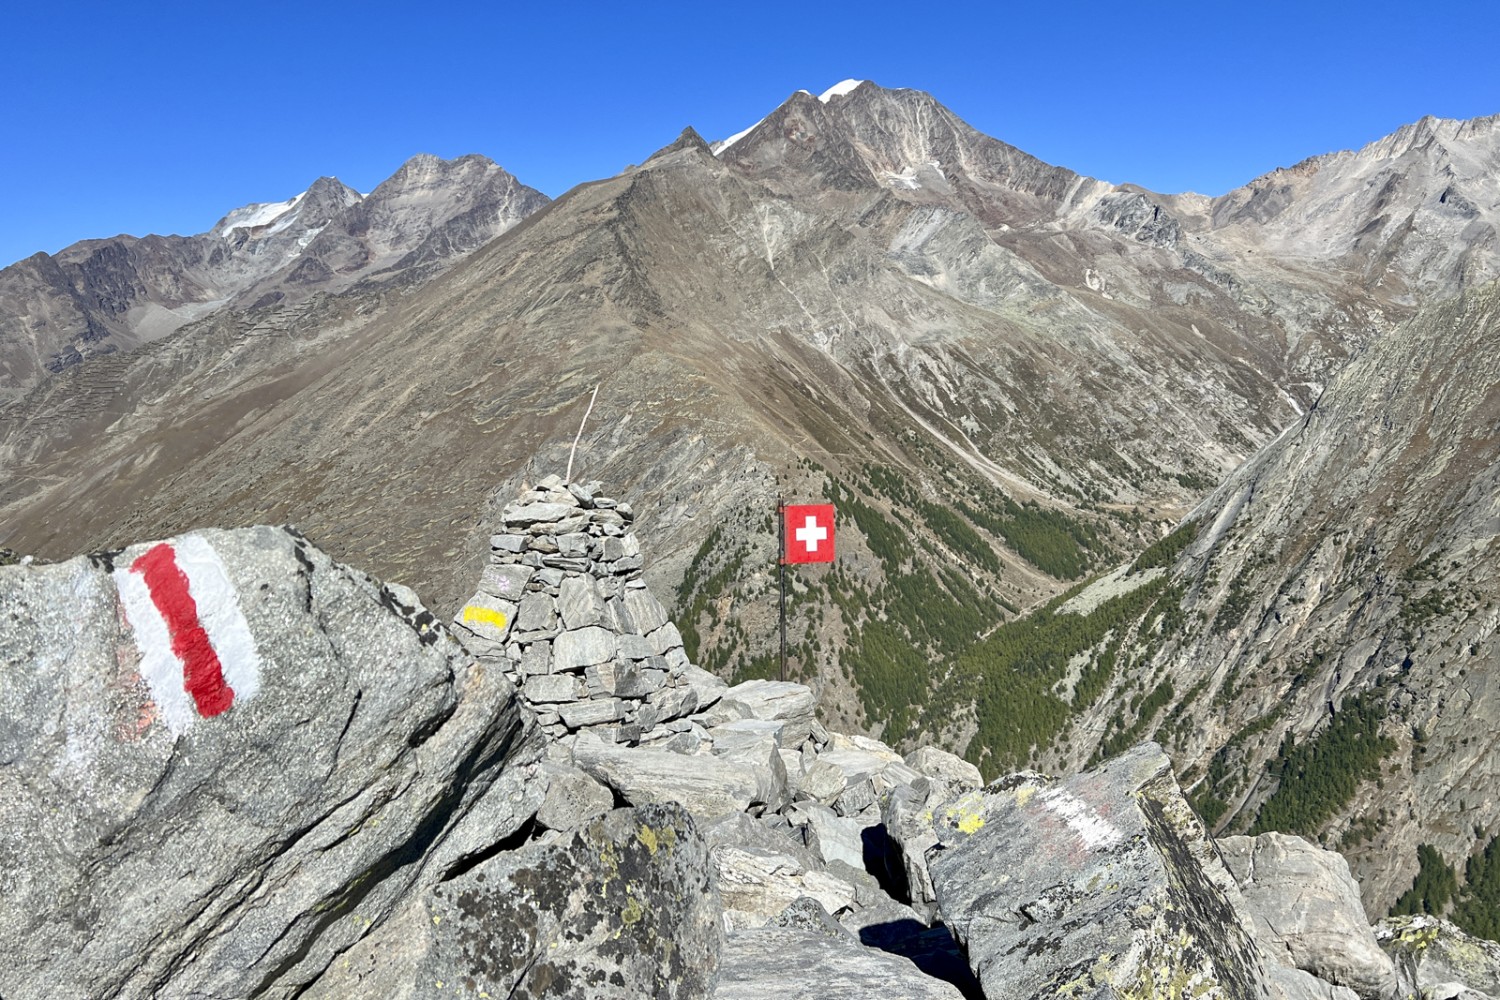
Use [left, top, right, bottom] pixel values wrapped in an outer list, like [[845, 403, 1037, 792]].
[[783, 504, 835, 564]]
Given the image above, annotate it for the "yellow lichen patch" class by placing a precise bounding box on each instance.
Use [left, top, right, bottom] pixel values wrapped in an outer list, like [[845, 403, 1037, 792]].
[[958, 812, 986, 835], [621, 892, 646, 926], [1015, 785, 1037, 807], [461, 605, 507, 630], [637, 824, 659, 855]]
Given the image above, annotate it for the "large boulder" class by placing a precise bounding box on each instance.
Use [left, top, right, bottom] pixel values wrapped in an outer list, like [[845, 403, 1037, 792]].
[[572, 730, 766, 821], [928, 742, 1272, 1000], [305, 802, 724, 999], [1220, 832, 1401, 1000], [0, 526, 543, 999]]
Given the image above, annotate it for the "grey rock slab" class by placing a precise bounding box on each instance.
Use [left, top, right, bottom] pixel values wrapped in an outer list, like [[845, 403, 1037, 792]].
[[713, 926, 965, 999], [799, 803, 866, 871], [648, 621, 685, 656], [478, 560, 534, 600], [502, 501, 579, 526], [1220, 832, 1400, 1000], [768, 896, 855, 941], [900, 746, 984, 791], [721, 680, 815, 747], [1270, 966, 1363, 1000], [798, 759, 848, 803], [679, 662, 727, 708], [515, 590, 558, 632], [708, 718, 787, 754], [712, 845, 859, 931], [0, 526, 542, 1000], [310, 803, 722, 1000], [1375, 916, 1500, 998], [622, 587, 669, 635], [882, 778, 944, 922], [572, 732, 764, 822], [703, 811, 822, 872], [928, 742, 1272, 1000], [523, 672, 583, 704], [490, 532, 527, 552], [614, 662, 668, 699], [553, 625, 617, 671], [534, 760, 616, 832], [558, 698, 625, 729], [616, 631, 655, 660], [558, 575, 603, 629]]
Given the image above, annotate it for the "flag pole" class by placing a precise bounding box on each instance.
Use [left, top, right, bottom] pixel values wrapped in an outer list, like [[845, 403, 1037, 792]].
[[778, 495, 787, 683]]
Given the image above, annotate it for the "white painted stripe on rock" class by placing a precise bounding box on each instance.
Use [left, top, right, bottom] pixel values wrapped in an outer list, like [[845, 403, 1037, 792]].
[[175, 533, 262, 702], [113, 562, 196, 736], [1037, 785, 1124, 851]]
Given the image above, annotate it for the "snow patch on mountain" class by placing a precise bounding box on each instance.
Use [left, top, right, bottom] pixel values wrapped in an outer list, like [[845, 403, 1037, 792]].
[[713, 116, 766, 156], [819, 79, 865, 102], [216, 192, 307, 239]]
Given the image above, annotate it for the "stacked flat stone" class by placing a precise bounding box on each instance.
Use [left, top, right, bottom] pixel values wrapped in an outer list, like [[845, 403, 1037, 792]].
[[454, 474, 713, 743]]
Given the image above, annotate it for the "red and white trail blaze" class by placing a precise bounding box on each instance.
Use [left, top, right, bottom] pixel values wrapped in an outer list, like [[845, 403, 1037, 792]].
[[113, 534, 262, 735]]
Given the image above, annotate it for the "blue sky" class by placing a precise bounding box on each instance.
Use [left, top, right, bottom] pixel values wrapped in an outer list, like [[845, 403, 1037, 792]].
[[4, 0, 1498, 268]]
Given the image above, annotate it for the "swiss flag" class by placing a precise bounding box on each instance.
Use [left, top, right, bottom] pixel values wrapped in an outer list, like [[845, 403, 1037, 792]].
[[783, 504, 835, 564]]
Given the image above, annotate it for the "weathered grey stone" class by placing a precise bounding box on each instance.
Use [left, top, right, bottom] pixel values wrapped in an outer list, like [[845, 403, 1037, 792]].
[[585, 659, 619, 696], [503, 500, 578, 525], [649, 685, 702, 725], [648, 621, 685, 656], [573, 732, 764, 822], [516, 591, 558, 632], [479, 561, 534, 600], [527, 533, 561, 553], [615, 663, 668, 699], [714, 733, 790, 814], [557, 531, 590, 557], [616, 631, 655, 660], [709, 718, 787, 753], [490, 532, 527, 552], [882, 778, 943, 922], [834, 778, 877, 818], [452, 596, 517, 648], [534, 566, 565, 589], [524, 673, 583, 704], [611, 554, 645, 573], [558, 699, 625, 729], [799, 759, 847, 803], [703, 811, 821, 872], [565, 482, 598, 507], [767, 896, 854, 941], [553, 625, 617, 671], [928, 743, 1271, 1000], [797, 803, 865, 871], [1375, 916, 1500, 999], [712, 845, 859, 931], [602, 534, 641, 561], [714, 926, 965, 999], [0, 526, 542, 999], [1221, 832, 1400, 1000], [558, 575, 603, 629], [543, 555, 590, 572], [722, 680, 816, 747], [519, 640, 552, 675], [313, 803, 721, 1000], [1270, 966, 1363, 1000], [818, 746, 891, 786], [622, 587, 669, 635], [534, 760, 615, 831]]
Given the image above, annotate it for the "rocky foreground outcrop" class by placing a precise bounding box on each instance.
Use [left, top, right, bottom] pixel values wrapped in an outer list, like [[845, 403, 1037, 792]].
[[2, 486, 1496, 999]]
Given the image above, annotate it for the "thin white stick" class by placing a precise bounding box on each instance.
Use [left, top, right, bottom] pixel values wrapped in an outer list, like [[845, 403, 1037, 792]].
[[565, 384, 600, 484]]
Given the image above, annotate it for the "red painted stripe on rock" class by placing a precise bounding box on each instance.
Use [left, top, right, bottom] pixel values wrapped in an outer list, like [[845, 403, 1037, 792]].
[[132, 543, 235, 717]]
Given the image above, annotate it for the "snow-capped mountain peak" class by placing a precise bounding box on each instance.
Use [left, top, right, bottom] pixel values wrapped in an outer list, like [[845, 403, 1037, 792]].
[[818, 79, 866, 102]]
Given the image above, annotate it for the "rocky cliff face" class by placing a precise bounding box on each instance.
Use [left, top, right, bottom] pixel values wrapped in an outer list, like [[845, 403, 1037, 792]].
[[0, 154, 547, 400], [1021, 278, 1500, 914]]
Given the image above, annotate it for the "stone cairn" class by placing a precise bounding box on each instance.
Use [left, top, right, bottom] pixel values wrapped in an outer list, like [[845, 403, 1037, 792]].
[[453, 474, 725, 744]]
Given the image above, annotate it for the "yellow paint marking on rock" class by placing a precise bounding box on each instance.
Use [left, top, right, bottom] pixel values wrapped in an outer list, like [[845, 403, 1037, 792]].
[[462, 606, 507, 630]]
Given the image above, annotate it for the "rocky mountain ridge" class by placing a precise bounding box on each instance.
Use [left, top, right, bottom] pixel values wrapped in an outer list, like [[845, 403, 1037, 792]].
[[0, 153, 547, 400], [5, 500, 1498, 999]]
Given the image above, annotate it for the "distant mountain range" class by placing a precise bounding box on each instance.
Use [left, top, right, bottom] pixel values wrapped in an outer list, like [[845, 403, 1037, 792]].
[[1, 79, 1497, 919]]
